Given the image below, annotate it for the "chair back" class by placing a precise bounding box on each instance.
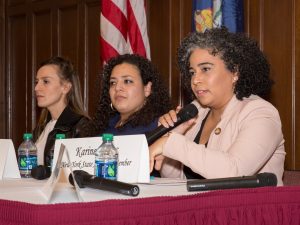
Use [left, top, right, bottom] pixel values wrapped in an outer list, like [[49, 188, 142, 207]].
[[283, 170, 300, 186]]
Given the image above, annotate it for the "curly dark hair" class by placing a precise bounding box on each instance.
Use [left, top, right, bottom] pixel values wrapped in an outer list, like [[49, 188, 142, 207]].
[[92, 54, 173, 135], [178, 27, 273, 100]]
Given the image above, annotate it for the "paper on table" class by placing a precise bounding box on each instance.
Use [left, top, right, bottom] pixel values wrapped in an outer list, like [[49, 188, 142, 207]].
[[65, 147, 83, 202], [41, 143, 81, 203], [0, 144, 81, 204], [41, 143, 65, 201], [0, 139, 21, 179], [0, 178, 48, 204]]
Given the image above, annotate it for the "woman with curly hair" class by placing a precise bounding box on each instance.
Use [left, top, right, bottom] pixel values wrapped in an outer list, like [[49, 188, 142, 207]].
[[92, 54, 172, 136], [149, 27, 286, 185]]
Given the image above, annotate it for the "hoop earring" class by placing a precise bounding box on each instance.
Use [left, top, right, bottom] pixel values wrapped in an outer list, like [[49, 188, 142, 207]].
[[110, 103, 116, 111]]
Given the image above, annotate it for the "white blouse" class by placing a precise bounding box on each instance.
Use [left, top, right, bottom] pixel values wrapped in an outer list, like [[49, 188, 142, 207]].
[[35, 120, 57, 165]]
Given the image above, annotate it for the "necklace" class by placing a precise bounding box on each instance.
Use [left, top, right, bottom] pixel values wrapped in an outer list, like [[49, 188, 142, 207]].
[[116, 119, 126, 128], [115, 112, 137, 128]]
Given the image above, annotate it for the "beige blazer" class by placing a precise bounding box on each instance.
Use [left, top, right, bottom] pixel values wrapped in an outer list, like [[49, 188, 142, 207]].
[[161, 95, 286, 186]]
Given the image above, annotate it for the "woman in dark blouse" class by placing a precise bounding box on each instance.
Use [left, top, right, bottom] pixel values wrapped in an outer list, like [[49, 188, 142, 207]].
[[91, 54, 172, 137]]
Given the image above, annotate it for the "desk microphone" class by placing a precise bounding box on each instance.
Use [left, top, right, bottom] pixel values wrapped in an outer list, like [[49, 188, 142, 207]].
[[69, 170, 140, 197], [146, 103, 198, 145], [187, 173, 277, 191], [31, 165, 51, 180]]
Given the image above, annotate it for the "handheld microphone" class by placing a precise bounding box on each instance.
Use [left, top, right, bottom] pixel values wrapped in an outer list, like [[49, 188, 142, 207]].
[[31, 165, 51, 180], [69, 170, 140, 197], [187, 173, 277, 191], [146, 103, 198, 145]]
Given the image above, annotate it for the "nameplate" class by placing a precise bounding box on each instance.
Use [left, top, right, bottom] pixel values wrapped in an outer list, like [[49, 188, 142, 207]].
[[0, 139, 21, 179], [41, 143, 68, 202], [52, 135, 150, 183]]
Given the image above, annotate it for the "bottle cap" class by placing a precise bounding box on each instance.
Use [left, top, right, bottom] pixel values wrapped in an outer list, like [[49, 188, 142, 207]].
[[102, 133, 113, 141], [56, 133, 66, 139], [23, 133, 33, 140]]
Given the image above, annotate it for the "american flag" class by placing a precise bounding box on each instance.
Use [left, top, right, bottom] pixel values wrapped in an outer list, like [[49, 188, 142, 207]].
[[100, 0, 151, 63]]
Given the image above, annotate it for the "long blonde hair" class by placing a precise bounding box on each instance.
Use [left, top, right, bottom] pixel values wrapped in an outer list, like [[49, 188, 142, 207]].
[[35, 56, 87, 136]]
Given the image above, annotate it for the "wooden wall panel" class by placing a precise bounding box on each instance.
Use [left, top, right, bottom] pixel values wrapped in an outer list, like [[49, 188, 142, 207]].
[[58, 6, 78, 60], [295, 0, 300, 169], [244, 0, 261, 41], [167, 1, 182, 105], [3, 0, 100, 146], [148, 0, 192, 106], [263, 0, 294, 169], [32, 11, 52, 128], [148, 1, 172, 101], [33, 11, 52, 66], [57, 5, 81, 113], [84, 2, 101, 116], [7, 0, 24, 7], [8, 15, 30, 146], [0, 0, 6, 138], [244, 0, 297, 169]]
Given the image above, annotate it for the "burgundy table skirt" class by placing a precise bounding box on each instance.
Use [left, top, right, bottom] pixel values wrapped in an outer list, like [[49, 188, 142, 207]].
[[0, 186, 300, 225]]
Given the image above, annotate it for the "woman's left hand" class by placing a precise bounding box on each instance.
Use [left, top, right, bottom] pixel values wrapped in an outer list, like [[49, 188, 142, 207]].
[[153, 155, 165, 171], [149, 136, 168, 172]]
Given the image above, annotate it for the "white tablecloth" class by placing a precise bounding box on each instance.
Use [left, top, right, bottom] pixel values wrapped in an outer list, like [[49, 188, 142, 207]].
[[0, 177, 194, 204]]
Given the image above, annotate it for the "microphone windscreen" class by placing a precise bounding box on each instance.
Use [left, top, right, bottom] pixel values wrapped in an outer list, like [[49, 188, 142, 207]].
[[69, 173, 75, 186], [257, 172, 277, 186], [31, 165, 51, 180], [69, 171, 85, 188], [177, 104, 198, 122], [145, 103, 198, 145]]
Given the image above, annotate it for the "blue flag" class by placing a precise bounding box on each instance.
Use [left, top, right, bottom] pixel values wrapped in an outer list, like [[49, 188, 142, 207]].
[[222, 0, 244, 32], [192, 0, 243, 33]]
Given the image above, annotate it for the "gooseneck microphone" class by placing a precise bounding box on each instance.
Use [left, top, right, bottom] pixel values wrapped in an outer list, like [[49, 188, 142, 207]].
[[69, 170, 140, 197], [187, 173, 277, 191], [146, 103, 198, 145]]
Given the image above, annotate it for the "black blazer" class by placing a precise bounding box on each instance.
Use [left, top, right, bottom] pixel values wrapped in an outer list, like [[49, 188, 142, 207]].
[[33, 106, 90, 167]]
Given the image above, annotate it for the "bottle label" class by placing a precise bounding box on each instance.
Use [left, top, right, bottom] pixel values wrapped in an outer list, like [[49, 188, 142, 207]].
[[18, 155, 37, 171], [95, 160, 117, 180]]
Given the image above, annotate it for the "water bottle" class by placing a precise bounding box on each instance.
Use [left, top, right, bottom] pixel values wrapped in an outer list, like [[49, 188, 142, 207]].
[[95, 133, 119, 180], [18, 133, 38, 178], [45, 133, 66, 171]]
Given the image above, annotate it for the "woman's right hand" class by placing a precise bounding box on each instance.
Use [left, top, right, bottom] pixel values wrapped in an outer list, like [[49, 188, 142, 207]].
[[158, 105, 181, 127], [158, 106, 197, 135]]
